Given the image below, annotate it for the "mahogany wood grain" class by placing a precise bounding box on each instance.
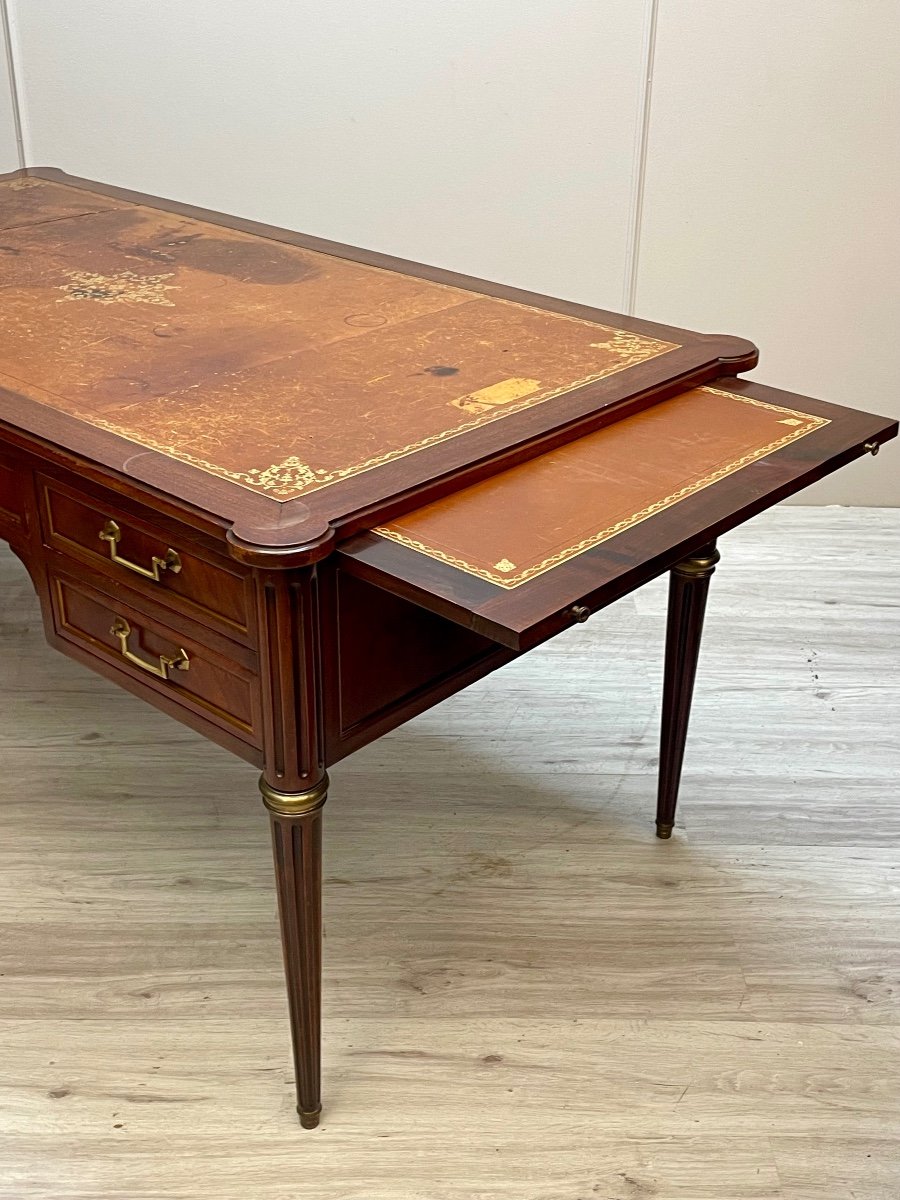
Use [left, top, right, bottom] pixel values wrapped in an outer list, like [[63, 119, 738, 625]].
[[323, 568, 514, 763], [0, 452, 31, 541], [33, 602, 264, 769], [255, 570, 326, 796], [254, 567, 329, 1129], [268, 797, 326, 1130]]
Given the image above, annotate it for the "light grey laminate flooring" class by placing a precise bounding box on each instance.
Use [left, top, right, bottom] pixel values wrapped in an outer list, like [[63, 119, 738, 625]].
[[0, 506, 897, 1199]]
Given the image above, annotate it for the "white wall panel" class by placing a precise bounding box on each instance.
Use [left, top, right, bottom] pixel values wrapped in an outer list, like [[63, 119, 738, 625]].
[[0, 6, 20, 172], [11, 0, 651, 310], [636, 1, 900, 504]]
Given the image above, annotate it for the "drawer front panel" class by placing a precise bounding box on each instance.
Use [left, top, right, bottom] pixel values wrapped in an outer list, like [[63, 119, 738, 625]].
[[40, 477, 252, 639], [50, 572, 261, 744]]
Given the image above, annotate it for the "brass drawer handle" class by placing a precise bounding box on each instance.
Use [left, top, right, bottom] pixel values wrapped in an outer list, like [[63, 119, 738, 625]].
[[99, 519, 182, 581], [110, 617, 190, 679]]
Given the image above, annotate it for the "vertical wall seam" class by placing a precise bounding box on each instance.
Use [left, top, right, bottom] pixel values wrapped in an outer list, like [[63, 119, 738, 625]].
[[622, 0, 659, 316], [0, 0, 25, 167]]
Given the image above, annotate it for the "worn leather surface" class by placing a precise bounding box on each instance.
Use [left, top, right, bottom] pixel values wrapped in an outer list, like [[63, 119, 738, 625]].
[[0, 178, 678, 502], [374, 386, 829, 588]]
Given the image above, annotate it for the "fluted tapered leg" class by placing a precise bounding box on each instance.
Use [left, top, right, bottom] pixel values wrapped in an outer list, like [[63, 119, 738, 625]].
[[656, 543, 719, 838], [261, 774, 328, 1128]]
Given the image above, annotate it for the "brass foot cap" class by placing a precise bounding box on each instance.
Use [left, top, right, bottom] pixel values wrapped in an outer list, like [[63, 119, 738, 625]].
[[298, 1107, 321, 1129], [656, 823, 674, 840]]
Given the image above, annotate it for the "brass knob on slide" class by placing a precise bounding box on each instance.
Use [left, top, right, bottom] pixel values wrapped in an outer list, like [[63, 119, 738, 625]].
[[569, 605, 591, 624]]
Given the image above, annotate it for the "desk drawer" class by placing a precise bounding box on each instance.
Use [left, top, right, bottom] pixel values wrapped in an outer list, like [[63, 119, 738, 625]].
[[49, 570, 262, 747], [39, 476, 253, 641]]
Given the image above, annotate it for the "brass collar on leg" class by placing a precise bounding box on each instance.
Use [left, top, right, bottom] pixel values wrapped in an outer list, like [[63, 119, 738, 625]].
[[672, 546, 721, 580], [259, 774, 330, 816]]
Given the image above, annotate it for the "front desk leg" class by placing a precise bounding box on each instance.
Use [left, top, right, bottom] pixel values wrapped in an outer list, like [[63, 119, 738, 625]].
[[260, 774, 329, 1129], [656, 543, 720, 839]]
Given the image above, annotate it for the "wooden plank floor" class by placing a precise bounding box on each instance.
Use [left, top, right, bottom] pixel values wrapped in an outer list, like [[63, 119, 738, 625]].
[[0, 506, 898, 1199]]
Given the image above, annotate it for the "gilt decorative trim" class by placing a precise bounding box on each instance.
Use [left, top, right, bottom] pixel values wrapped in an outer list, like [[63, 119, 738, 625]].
[[79, 332, 677, 500], [56, 269, 179, 307]]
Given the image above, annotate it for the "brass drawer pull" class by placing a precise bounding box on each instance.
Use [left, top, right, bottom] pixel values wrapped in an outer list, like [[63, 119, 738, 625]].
[[99, 519, 182, 581], [110, 617, 190, 679]]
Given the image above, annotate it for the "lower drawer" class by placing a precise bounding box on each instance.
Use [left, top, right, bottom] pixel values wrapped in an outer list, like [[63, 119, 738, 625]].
[[49, 570, 263, 749]]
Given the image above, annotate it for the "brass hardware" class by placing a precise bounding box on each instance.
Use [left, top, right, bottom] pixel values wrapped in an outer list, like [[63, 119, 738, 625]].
[[110, 617, 190, 679], [298, 1107, 321, 1129], [570, 604, 591, 624], [864, 441, 880, 456], [99, 519, 182, 581], [260, 774, 330, 817], [672, 544, 721, 580], [656, 822, 674, 840]]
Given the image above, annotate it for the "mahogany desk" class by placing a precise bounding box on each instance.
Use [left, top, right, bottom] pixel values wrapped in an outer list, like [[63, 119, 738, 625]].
[[0, 169, 895, 1128]]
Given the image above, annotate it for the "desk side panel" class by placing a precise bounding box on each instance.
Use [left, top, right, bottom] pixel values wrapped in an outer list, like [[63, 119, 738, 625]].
[[323, 566, 513, 764]]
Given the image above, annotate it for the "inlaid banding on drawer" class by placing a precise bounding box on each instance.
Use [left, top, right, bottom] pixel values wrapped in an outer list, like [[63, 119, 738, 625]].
[[39, 475, 252, 638], [50, 572, 261, 743]]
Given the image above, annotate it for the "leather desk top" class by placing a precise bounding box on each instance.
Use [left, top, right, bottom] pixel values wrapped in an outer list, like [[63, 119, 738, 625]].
[[373, 384, 828, 589], [0, 177, 676, 499], [0, 169, 755, 558]]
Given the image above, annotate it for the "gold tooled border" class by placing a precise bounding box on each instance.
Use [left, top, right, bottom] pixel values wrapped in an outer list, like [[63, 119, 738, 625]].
[[78, 325, 676, 500], [371, 387, 830, 589], [3, 319, 675, 501]]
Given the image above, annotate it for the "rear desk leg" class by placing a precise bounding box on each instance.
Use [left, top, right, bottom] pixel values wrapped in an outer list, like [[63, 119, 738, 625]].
[[656, 542, 720, 839]]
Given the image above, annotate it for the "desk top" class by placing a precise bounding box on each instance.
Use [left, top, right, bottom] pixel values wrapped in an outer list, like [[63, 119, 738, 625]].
[[0, 168, 755, 559]]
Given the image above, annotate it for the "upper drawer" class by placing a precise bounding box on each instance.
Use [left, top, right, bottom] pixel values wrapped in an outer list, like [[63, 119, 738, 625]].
[[339, 378, 897, 650], [38, 475, 253, 641]]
